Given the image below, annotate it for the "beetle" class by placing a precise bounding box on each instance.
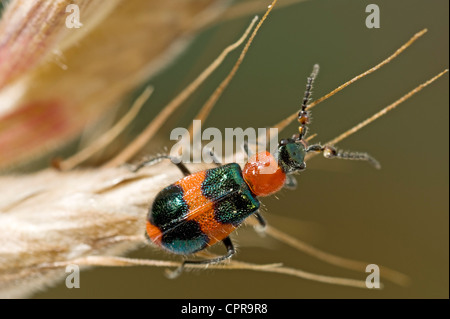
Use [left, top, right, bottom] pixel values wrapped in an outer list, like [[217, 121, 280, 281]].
[[133, 65, 380, 277]]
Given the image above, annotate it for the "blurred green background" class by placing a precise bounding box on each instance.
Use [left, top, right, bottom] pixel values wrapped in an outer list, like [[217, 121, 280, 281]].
[[32, 0, 447, 298]]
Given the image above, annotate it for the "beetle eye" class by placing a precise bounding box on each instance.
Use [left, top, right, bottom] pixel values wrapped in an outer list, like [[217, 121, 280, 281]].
[[280, 138, 296, 146]]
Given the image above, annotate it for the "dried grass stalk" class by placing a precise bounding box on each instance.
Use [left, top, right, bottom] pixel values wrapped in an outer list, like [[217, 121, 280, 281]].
[[1, 0, 440, 299], [271, 29, 428, 134], [0, 0, 227, 170], [1, 161, 373, 297], [0, 0, 306, 170]]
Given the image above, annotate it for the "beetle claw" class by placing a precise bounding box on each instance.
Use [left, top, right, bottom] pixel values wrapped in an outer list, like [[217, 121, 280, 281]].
[[165, 265, 184, 279]]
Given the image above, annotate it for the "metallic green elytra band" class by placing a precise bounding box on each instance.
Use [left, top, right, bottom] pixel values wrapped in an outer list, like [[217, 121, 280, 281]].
[[202, 163, 260, 226], [149, 184, 188, 232]]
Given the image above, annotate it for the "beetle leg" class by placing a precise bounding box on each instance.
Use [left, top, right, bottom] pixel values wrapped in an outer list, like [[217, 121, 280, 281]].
[[284, 174, 298, 190], [204, 147, 222, 167], [166, 237, 235, 279], [253, 211, 267, 232], [242, 140, 255, 158], [132, 155, 191, 176]]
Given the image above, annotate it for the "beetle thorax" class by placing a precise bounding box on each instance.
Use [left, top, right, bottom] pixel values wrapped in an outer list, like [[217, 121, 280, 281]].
[[242, 151, 286, 197]]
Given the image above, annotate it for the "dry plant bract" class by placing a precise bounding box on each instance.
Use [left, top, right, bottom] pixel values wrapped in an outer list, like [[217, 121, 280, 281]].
[[0, 0, 447, 298], [0, 0, 227, 169], [0, 0, 307, 170]]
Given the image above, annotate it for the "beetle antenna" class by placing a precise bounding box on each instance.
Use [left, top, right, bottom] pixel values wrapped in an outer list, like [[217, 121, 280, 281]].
[[297, 64, 319, 141], [306, 144, 381, 169]]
